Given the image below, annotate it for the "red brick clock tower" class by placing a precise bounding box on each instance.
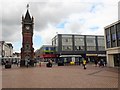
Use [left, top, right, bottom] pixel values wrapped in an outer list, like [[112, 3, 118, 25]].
[[20, 5, 34, 67]]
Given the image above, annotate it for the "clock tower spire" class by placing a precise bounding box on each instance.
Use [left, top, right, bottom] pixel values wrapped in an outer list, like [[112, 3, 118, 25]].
[[20, 4, 34, 67]]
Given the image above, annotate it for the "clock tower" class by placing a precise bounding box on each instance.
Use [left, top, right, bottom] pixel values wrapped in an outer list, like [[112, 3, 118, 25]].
[[20, 5, 34, 67]]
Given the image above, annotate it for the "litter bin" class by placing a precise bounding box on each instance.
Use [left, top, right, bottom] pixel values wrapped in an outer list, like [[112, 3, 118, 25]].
[[5, 61, 11, 69], [70, 61, 75, 65], [46, 62, 52, 67], [58, 60, 64, 66]]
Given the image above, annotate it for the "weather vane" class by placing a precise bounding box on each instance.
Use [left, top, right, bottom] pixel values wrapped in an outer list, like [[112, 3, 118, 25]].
[[27, 4, 29, 9]]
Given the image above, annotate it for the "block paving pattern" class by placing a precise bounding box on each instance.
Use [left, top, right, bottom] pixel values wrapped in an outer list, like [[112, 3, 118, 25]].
[[1, 64, 119, 88]]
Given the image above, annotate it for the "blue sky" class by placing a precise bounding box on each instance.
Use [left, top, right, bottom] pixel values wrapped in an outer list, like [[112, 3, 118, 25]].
[[1, 0, 119, 52], [56, 21, 68, 28]]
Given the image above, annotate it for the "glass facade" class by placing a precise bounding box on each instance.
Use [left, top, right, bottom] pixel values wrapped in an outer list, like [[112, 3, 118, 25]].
[[105, 20, 120, 67], [74, 36, 85, 51], [62, 35, 73, 51], [117, 22, 120, 46], [43, 46, 56, 54], [114, 54, 120, 67], [62, 46, 73, 51], [105, 28, 111, 48], [86, 36, 96, 51], [98, 36, 105, 51], [105, 21, 120, 48], [111, 26, 116, 47], [52, 35, 58, 51], [52, 34, 105, 54]]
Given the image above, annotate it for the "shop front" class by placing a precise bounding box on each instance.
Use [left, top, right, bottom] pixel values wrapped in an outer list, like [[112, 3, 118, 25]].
[[59, 55, 82, 65], [114, 54, 120, 67], [86, 54, 106, 63], [40, 54, 58, 62], [86, 54, 98, 62]]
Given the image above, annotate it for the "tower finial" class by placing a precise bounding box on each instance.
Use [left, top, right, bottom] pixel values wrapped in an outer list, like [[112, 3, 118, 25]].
[[27, 4, 29, 9]]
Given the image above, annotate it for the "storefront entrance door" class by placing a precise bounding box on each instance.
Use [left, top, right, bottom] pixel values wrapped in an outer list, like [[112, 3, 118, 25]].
[[114, 54, 120, 67]]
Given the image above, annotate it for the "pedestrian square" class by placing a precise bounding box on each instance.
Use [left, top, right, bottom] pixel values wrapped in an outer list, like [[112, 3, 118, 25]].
[[2, 64, 118, 88]]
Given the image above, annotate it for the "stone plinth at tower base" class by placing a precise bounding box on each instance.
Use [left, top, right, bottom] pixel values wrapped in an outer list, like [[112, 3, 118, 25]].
[[20, 60, 34, 67], [20, 60, 25, 67]]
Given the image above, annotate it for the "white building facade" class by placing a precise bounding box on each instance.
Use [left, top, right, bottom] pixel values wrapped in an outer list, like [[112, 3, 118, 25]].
[[104, 20, 120, 67], [0, 41, 13, 58]]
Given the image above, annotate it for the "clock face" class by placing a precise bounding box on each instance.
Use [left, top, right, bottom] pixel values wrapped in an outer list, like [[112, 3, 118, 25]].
[[25, 26, 30, 30]]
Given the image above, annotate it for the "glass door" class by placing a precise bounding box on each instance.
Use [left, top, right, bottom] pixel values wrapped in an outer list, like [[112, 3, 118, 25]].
[[114, 54, 120, 67]]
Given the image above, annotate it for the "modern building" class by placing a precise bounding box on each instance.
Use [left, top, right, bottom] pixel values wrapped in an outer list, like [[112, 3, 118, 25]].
[[104, 20, 120, 67], [118, 1, 120, 20], [52, 34, 106, 63], [35, 45, 58, 62]]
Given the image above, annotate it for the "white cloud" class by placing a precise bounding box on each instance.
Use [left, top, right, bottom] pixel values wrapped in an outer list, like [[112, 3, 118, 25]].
[[1, 0, 119, 52], [36, 24, 65, 45]]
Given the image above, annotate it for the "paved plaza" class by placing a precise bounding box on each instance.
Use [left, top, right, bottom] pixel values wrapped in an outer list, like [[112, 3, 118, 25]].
[[1, 63, 119, 88]]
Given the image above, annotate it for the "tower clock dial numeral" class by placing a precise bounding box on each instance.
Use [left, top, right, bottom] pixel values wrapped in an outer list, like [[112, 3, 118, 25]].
[[25, 26, 30, 30]]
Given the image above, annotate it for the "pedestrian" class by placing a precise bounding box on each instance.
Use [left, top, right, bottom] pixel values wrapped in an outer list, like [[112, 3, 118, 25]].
[[46, 60, 52, 67], [94, 60, 98, 67], [39, 61, 41, 67], [64, 59, 67, 66], [16, 60, 19, 67], [101, 59, 104, 67], [34, 60, 37, 66], [104, 60, 107, 66], [83, 59, 87, 69], [98, 61, 101, 67], [99, 59, 104, 67], [26, 59, 29, 68]]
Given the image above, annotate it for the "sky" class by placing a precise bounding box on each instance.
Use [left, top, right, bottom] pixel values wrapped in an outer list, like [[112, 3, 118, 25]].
[[0, 0, 119, 53]]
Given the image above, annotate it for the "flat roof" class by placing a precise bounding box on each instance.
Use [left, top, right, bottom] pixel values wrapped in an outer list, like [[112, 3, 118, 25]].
[[104, 20, 120, 29], [52, 34, 104, 39]]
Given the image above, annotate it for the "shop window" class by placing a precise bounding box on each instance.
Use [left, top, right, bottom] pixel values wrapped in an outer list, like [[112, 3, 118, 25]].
[[114, 54, 120, 67], [106, 34, 111, 48], [106, 35, 110, 42], [112, 34, 116, 41], [62, 46, 72, 51], [50, 47, 54, 51], [107, 42, 110, 48], [87, 46, 96, 51], [75, 46, 84, 51], [45, 47, 49, 50], [65, 39, 68, 42], [117, 32, 120, 40]]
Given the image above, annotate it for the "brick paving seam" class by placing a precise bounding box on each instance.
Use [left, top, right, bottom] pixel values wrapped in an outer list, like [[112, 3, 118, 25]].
[[88, 70, 103, 75], [91, 74, 118, 79]]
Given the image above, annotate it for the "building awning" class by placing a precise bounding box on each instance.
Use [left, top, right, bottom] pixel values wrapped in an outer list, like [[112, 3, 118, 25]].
[[86, 54, 97, 56], [60, 55, 82, 57], [97, 54, 106, 56], [40, 54, 58, 58]]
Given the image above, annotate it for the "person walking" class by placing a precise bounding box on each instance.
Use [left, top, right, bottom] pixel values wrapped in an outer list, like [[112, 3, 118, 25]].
[[46, 60, 52, 67], [26, 59, 29, 68], [94, 60, 98, 67], [83, 59, 87, 69], [16, 60, 19, 67], [39, 61, 41, 67], [101, 59, 104, 67]]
